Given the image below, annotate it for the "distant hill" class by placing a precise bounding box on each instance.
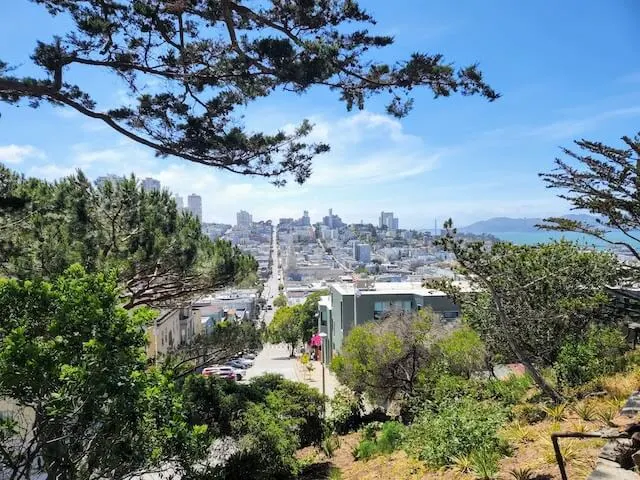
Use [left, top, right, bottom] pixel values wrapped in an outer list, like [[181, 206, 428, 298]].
[[459, 214, 598, 234]]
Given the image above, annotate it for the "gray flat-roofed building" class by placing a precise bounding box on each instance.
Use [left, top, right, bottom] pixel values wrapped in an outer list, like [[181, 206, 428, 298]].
[[317, 281, 460, 363]]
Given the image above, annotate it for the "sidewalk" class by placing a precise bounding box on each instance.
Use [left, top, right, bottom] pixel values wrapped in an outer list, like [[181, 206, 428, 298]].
[[293, 358, 340, 398]]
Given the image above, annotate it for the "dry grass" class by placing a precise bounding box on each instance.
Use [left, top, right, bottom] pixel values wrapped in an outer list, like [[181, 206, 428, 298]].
[[300, 371, 640, 480]]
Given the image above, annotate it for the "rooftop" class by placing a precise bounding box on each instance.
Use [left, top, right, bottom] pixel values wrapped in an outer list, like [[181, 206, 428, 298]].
[[331, 281, 445, 297], [330, 280, 475, 297]]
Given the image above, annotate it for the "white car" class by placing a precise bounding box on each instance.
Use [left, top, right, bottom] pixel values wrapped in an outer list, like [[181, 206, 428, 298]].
[[204, 365, 243, 381], [235, 357, 254, 368]]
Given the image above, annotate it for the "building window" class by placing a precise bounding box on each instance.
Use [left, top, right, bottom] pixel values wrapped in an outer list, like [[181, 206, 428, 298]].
[[374, 301, 384, 320], [442, 311, 460, 320]]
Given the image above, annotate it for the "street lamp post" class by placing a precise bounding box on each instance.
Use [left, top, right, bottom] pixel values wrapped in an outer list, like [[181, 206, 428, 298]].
[[318, 332, 328, 418]]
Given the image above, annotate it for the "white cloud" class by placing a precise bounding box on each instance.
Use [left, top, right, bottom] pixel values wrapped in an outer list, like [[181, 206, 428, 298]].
[[303, 111, 443, 187], [524, 106, 640, 140], [0, 144, 46, 164]]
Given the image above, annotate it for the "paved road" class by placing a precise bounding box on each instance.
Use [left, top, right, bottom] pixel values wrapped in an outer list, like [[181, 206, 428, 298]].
[[246, 226, 300, 381], [244, 343, 298, 382]]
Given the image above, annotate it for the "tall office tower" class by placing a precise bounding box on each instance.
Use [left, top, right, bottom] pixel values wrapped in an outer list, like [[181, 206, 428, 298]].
[[187, 194, 202, 221], [175, 195, 184, 212], [236, 210, 253, 228], [141, 177, 161, 191]]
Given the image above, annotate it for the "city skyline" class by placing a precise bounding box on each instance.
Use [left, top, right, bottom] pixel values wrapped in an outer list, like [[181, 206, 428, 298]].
[[1, 1, 638, 228]]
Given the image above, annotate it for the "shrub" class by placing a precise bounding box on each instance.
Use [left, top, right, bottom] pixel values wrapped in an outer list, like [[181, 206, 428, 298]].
[[361, 421, 383, 442], [327, 387, 364, 434], [484, 374, 533, 405], [376, 421, 406, 454], [555, 325, 628, 388], [321, 435, 340, 458], [404, 398, 507, 468], [352, 439, 377, 461]]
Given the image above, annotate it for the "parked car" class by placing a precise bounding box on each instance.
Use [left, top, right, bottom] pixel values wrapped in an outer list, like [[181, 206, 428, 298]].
[[226, 359, 247, 370], [235, 357, 254, 367], [243, 352, 257, 360], [202, 366, 236, 381]]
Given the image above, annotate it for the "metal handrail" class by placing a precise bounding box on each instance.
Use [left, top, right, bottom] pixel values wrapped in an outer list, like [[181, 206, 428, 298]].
[[551, 431, 627, 480]]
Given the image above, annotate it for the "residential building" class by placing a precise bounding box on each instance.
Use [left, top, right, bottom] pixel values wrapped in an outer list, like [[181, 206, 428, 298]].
[[95, 174, 123, 188], [141, 177, 161, 192], [317, 280, 460, 363], [237, 210, 253, 228], [187, 193, 202, 221], [146, 306, 202, 359], [175, 195, 184, 212]]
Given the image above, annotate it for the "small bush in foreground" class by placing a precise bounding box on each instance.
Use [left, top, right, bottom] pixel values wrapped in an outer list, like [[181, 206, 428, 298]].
[[327, 387, 364, 435], [352, 439, 377, 461], [470, 448, 500, 479], [404, 398, 507, 468], [555, 325, 628, 388], [376, 421, 406, 454]]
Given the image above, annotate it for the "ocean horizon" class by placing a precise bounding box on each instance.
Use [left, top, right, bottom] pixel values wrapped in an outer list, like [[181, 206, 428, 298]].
[[491, 230, 639, 250]]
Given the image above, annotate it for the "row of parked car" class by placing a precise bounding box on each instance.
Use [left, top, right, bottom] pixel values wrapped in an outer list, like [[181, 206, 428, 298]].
[[202, 351, 257, 381]]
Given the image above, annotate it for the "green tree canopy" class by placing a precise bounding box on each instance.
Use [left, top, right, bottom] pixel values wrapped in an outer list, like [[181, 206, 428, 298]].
[[298, 289, 329, 343], [436, 325, 486, 379], [540, 133, 640, 254], [540, 132, 640, 298], [1, 1, 498, 184], [434, 224, 621, 402], [272, 292, 287, 308], [331, 310, 441, 405], [266, 306, 301, 356], [0, 167, 257, 308], [0, 265, 205, 479]]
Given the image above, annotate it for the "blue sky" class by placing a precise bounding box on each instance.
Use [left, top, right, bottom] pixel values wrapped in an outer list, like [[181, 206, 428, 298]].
[[1, 0, 639, 228]]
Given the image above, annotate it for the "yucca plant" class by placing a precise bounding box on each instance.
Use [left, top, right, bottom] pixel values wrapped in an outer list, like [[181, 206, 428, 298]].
[[543, 439, 577, 465], [470, 449, 500, 480], [451, 453, 473, 474], [573, 402, 596, 421], [597, 407, 617, 427], [322, 435, 340, 458], [501, 422, 534, 444], [509, 467, 535, 480], [542, 403, 567, 422]]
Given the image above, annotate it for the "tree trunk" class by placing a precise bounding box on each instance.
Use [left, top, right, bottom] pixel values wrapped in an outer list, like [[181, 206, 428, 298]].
[[35, 410, 76, 480], [489, 287, 564, 403]]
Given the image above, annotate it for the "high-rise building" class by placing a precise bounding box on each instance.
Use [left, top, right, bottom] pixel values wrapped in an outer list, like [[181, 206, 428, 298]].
[[353, 243, 371, 264], [323, 208, 345, 229], [301, 210, 311, 226], [236, 210, 253, 228], [175, 195, 184, 212], [95, 174, 123, 189], [379, 211, 399, 230], [141, 177, 161, 192], [187, 194, 202, 221]]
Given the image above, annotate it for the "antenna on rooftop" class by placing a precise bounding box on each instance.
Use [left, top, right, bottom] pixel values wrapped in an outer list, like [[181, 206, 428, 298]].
[[434, 218, 437, 236]]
